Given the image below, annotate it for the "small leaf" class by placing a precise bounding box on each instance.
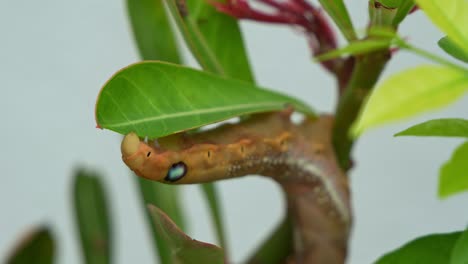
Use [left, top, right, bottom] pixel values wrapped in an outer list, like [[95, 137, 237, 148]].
[[315, 39, 393, 61], [6, 227, 55, 264], [164, 0, 254, 83], [451, 226, 468, 264], [147, 205, 224, 264], [73, 169, 112, 264], [393, 0, 415, 26], [318, 0, 357, 41], [96, 61, 314, 138], [353, 65, 468, 136], [439, 141, 468, 198], [395, 118, 468, 138], [126, 0, 181, 63], [415, 0, 468, 53], [375, 232, 462, 264], [438, 37, 468, 63], [136, 178, 186, 264]]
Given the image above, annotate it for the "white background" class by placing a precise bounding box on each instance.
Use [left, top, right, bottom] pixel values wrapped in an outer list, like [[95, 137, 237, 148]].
[[1, 1, 467, 263]]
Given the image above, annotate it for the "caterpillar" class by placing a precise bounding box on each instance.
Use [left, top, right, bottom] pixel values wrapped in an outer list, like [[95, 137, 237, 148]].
[[121, 111, 350, 223]]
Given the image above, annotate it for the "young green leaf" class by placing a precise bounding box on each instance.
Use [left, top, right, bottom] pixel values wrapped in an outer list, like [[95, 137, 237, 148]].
[[318, 0, 356, 41], [315, 39, 393, 61], [438, 37, 468, 63], [5, 227, 55, 264], [136, 178, 186, 264], [73, 169, 112, 264], [415, 0, 468, 53], [375, 232, 462, 263], [395, 118, 468, 138], [147, 205, 224, 264], [126, 0, 181, 63], [164, 0, 254, 83], [96, 62, 314, 139], [353, 65, 468, 136], [439, 141, 468, 198], [451, 227, 468, 264]]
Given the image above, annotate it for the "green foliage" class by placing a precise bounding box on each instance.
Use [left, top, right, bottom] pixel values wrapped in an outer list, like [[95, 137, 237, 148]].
[[450, 227, 468, 264], [126, 0, 181, 63], [318, 0, 356, 41], [376, 232, 462, 264], [392, 0, 415, 26], [73, 169, 112, 264], [315, 39, 394, 61], [438, 37, 468, 63], [164, 0, 254, 82], [147, 205, 224, 264], [353, 65, 468, 136], [415, 0, 468, 52], [96, 62, 314, 139], [439, 141, 468, 198], [5, 227, 55, 264], [395, 118, 468, 138]]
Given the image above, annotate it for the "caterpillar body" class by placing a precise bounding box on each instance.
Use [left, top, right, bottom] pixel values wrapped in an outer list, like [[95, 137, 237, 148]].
[[121, 112, 350, 223]]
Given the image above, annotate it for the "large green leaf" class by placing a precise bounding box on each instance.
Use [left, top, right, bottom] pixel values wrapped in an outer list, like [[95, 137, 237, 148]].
[[439, 141, 468, 198], [147, 205, 224, 264], [415, 0, 468, 53], [395, 118, 468, 137], [5, 227, 55, 264], [438, 37, 468, 63], [353, 65, 468, 136], [73, 169, 112, 264], [318, 0, 356, 41], [451, 227, 468, 264], [126, 0, 181, 63], [375, 232, 462, 264], [137, 178, 186, 264], [164, 0, 254, 83], [96, 61, 314, 138]]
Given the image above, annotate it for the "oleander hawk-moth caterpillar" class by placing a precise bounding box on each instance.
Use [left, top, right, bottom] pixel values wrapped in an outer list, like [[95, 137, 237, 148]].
[[121, 111, 350, 224]]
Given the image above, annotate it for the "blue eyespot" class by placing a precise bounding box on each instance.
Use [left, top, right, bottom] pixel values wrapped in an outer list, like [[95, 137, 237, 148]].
[[164, 162, 187, 182]]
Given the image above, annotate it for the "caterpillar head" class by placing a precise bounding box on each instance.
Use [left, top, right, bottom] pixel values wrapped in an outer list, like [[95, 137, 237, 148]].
[[121, 133, 186, 182]]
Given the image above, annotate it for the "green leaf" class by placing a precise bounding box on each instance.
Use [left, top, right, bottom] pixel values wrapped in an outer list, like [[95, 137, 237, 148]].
[[6, 227, 55, 264], [353, 65, 468, 136], [395, 118, 468, 138], [393, 0, 415, 26], [73, 169, 112, 264], [318, 0, 356, 41], [147, 205, 224, 264], [415, 0, 468, 53], [315, 39, 393, 61], [126, 0, 181, 63], [451, 227, 468, 264], [164, 0, 254, 83], [439, 141, 468, 198], [200, 184, 227, 249], [136, 178, 186, 264], [438, 37, 468, 63], [246, 217, 293, 264], [96, 61, 314, 138], [375, 232, 462, 264]]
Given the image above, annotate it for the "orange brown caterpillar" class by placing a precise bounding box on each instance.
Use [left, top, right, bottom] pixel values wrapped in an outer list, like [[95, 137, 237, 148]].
[[121, 112, 350, 223]]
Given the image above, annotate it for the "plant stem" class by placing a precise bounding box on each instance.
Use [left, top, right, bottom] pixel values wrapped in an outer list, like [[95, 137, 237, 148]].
[[403, 43, 468, 72], [333, 50, 391, 170]]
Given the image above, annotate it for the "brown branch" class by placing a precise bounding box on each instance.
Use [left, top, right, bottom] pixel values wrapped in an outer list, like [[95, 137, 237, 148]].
[[121, 110, 351, 263]]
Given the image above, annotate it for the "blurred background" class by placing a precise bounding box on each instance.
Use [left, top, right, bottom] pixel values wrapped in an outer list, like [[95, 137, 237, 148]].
[[1, 1, 467, 263]]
